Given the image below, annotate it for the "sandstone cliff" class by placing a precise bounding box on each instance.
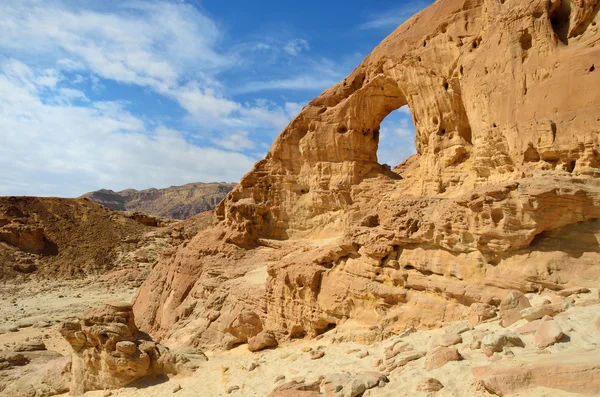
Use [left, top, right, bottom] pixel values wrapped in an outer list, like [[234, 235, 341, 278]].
[[82, 182, 236, 220], [133, 0, 600, 353]]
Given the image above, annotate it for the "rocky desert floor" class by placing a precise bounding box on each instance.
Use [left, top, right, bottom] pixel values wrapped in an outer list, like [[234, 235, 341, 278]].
[[1, 277, 599, 397]]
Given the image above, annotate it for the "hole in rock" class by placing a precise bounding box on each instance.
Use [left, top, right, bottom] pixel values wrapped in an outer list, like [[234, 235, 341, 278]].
[[590, 65, 596, 72], [491, 208, 504, 224], [337, 124, 348, 134], [520, 29, 533, 51], [524, 145, 541, 162], [376, 107, 417, 169], [550, 0, 571, 45]]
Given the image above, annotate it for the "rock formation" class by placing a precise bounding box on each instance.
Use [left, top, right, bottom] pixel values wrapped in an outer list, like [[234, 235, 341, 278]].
[[133, 0, 600, 356], [82, 182, 236, 220], [60, 302, 201, 395]]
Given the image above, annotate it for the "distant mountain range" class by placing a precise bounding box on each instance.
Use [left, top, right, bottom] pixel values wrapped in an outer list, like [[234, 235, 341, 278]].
[[81, 182, 236, 220]]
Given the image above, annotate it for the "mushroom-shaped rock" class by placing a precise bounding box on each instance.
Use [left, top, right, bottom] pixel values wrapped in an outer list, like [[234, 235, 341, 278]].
[[60, 302, 202, 395]]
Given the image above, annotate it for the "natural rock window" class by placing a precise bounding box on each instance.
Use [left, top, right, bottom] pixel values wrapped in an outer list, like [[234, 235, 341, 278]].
[[376, 107, 417, 168]]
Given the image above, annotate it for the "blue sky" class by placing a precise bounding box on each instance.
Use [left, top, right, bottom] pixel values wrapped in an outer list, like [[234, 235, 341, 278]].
[[0, 0, 432, 197]]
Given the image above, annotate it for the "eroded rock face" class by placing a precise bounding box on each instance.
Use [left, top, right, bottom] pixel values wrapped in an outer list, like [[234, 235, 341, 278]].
[[60, 302, 198, 395], [133, 0, 600, 349]]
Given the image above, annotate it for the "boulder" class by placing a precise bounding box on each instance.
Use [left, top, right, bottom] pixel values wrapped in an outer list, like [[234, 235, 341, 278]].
[[499, 292, 531, 327], [425, 347, 462, 370], [267, 380, 320, 397], [431, 333, 462, 349], [520, 305, 561, 322], [469, 303, 497, 326], [248, 330, 278, 352], [558, 287, 590, 297], [481, 330, 524, 356], [534, 321, 565, 349], [416, 378, 444, 392]]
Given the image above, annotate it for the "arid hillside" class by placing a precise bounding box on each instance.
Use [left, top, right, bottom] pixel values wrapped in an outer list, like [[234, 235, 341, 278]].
[[0, 196, 215, 280], [81, 182, 236, 220]]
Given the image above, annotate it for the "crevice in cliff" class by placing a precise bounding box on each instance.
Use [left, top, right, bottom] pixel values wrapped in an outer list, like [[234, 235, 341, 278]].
[[550, 0, 572, 45]]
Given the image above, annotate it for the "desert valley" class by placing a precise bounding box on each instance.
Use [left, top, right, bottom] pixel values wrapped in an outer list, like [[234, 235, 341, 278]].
[[2, 0, 600, 396]]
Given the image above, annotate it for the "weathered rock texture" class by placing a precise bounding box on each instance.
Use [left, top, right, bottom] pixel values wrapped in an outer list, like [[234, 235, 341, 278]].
[[82, 182, 236, 220], [133, 0, 600, 351], [60, 302, 198, 395]]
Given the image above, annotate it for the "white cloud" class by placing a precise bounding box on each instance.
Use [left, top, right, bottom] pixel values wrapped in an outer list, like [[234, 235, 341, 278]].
[[0, 1, 346, 196], [175, 82, 241, 120], [0, 59, 256, 197], [377, 110, 417, 166], [0, 0, 228, 90], [284, 39, 309, 56], [237, 75, 338, 93], [211, 131, 255, 152], [359, 2, 432, 30]]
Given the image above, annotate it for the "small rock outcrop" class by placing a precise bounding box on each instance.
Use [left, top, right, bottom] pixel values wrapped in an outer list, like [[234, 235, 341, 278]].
[[60, 302, 202, 395]]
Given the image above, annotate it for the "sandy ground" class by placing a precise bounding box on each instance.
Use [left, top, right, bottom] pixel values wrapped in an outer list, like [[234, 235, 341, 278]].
[[0, 280, 598, 397]]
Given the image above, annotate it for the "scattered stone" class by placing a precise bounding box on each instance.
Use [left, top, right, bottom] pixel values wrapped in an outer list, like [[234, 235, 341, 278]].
[[431, 332, 462, 348], [445, 321, 473, 335], [386, 350, 426, 372], [416, 377, 444, 392], [310, 350, 325, 360], [425, 347, 462, 370], [226, 385, 240, 394], [343, 379, 366, 397], [356, 350, 369, 359], [515, 320, 542, 335], [274, 375, 286, 383], [301, 347, 313, 353], [173, 384, 182, 393], [13, 263, 37, 274], [14, 339, 46, 352], [499, 291, 531, 327], [247, 362, 259, 371], [558, 286, 590, 297], [520, 305, 560, 322], [535, 321, 564, 349], [267, 380, 320, 397], [481, 330, 524, 356], [356, 371, 388, 389], [248, 330, 278, 352]]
